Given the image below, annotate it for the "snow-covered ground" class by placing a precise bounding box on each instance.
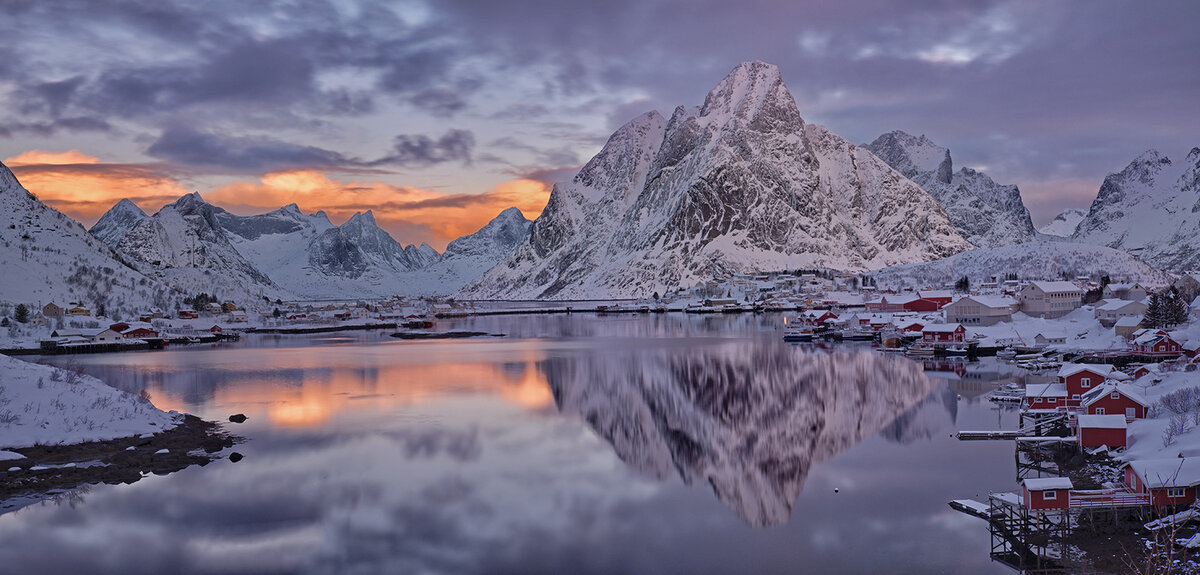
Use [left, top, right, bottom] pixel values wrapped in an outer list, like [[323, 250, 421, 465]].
[[966, 307, 1128, 351], [0, 354, 180, 450]]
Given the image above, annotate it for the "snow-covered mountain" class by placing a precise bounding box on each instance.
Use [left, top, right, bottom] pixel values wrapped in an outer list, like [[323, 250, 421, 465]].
[[1072, 148, 1200, 270], [546, 343, 940, 527], [864, 131, 1038, 247], [0, 160, 181, 315], [89, 198, 147, 247], [461, 62, 972, 300], [399, 207, 531, 296], [97, 193, 289, 304], [1038, 208, 1087, 237], [869, 240, 1170, 288]]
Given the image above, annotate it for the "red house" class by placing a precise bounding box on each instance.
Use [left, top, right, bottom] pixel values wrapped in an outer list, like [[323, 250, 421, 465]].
[[1124, 458, 1200, 508], [1057, 363, 1122, 403], [122, 327, 159, 339], [209, 325, 224, 334], [798, 310, 837, 325], [1132, 330, 1183, 356], [916, 290, 954, 309], [1024, 383, 1069, 409], [1022, 477, 1072, 510], [1076, 414, 1128, 449], [178, 310, 198, 319], [865, 294, 941, 313], [1080, 383, 1149, 420], [922, 324, 966, 343]]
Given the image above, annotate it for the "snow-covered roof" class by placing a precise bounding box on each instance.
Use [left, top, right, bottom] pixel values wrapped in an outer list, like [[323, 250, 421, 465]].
[[1058, 363, 1116, 379], [1025, 383, 1068, 398], [1125, 458, 1200, 489], [917, 290, 953, 299], [1077, 414, 1128, 429], [1097, 299, 1146, 311], [1028, 281, 1084, 294], [1115, 316, 1143, 328], [922, 323, 963, 333], [1023, 477, 1073, 491], [1081, 383, 1149, 408], [961, 295, 1018, 309]]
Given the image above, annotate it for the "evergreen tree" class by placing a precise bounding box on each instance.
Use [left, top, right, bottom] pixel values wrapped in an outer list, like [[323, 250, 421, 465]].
[[13, 304, 28, 324], [1143, 293, 1166, 328], [954, 276, 970, 292], [1166, 289, 1190, 327]]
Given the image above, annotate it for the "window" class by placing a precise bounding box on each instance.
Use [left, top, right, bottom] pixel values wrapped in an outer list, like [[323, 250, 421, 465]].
[[1127, 408, 1137, 418], [1111, 392, 1120, 399], [1081, 377, 1091, 388], [1035, 398, 1043, 403], [1073, 394, 1081, 401], [1096, 408, 1105, 415], [1168, 488, 1187, 498], [1048, 397, 1057, 403], [1043, 490, 1057, 500]]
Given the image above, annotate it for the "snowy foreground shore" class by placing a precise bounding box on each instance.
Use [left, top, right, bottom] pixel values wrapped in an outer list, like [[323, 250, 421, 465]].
[[0, 354, 180, 452]]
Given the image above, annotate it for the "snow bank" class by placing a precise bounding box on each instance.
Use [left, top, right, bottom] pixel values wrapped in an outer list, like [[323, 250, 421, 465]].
[[0, 354, 181, 449]]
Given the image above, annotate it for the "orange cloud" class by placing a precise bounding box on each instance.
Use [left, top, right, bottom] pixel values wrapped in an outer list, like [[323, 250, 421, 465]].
[[4, 149, 552, 249], [4, 150, 188, 225], [207, 170, 551, 250]]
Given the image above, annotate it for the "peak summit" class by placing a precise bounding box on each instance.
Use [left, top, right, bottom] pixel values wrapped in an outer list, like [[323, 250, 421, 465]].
[[699, 61, 801, 130]]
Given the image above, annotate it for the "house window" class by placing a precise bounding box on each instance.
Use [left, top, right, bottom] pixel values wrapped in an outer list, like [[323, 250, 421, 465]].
[[1096, 408, 1105, 415], [1073, 394, 1081, 401], [1081, 377, 1090, 388], [1048, 398, 1057, 403], [1035, 398, 1043, 403], [1043, 490, 1057, 500], [1111, 392, 1120, 399], [1168, 488, 1187, 498], [1127, 408, 1137, 418]]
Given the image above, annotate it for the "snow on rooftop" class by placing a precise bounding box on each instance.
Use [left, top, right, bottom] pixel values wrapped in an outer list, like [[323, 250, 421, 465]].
[[1057, 363, 1116, 378], [1023, 477, 1073, 491], [1125, 458, 1200, 489], [1025, 383, 1068, 397], [1028, 281, 1084, 293], [1115, 316, 1143, 327], [922, 323, 962, 333], [1077, 414, 1128, 429]]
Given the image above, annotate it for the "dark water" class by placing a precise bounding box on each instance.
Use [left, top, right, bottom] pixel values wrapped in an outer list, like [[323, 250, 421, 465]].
[[3, 313, 1028, 574]]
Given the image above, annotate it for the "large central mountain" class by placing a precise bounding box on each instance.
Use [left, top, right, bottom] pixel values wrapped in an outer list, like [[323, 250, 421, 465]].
[[461, 62, 972, 300], [1071, 148, 1200, 270], [864, 131, 1038, 247]]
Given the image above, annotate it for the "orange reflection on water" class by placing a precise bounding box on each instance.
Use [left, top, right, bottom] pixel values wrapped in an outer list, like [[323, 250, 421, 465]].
[[144, 344, 553, 428]]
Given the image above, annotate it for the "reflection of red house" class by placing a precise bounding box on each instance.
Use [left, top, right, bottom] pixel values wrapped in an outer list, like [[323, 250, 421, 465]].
[[1124, 459, 1200, 508], [922, 324, 965, 343], [1077, 414, 1128, 449], [1080, 383, 1149, 420], [1022, 477, 1072, 510]]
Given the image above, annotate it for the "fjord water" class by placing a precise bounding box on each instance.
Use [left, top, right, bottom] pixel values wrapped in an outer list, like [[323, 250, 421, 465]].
[[4, 314, 1021, 574]]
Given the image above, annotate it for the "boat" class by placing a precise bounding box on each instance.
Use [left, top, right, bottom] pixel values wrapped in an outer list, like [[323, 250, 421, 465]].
[[996, 347, 1018, 360], [989, 383, 1025, 403], [906, 343, 935, 357], [840, 327, 876, 341], [944, 345, 970, 357], [783, 327, 814, 342]]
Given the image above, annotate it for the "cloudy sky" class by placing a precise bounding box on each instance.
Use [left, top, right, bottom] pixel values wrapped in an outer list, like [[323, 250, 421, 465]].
[[1, 0, 1197, 249]]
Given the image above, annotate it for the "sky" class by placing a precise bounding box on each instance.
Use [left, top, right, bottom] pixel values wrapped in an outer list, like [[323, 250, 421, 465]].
[[1, 0, 1197, 250]]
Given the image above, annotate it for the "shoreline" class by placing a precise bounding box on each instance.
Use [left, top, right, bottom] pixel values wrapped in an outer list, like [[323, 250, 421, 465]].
[[0, 414, 239, 513]]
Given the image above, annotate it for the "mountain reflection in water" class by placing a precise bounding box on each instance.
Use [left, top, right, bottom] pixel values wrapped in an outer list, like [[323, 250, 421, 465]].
[[545, 343, 942, 527]]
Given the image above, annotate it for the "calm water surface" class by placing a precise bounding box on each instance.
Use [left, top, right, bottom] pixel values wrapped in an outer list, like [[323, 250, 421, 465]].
[[2, 313, 1028, 574]]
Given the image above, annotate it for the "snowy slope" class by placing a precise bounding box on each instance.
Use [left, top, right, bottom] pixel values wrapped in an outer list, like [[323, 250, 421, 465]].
[[1072, 148, 1200, 270], [461, 62, 972, 300], [0, 160, 181, 316], [89, 198, 147, 247], [0, 354, 181, 449], [870, 240, 1170, 288], [107, 193, 289, 305], [399, 207, 531, 296], [547, 343, 940, 526], [1038, 208, 1087, 237], [864, 131, 1038, 247]]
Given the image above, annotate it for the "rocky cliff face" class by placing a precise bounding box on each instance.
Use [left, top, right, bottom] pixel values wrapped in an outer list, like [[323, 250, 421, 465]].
[[864, 130, 1038, 247], [89, 198, 148, 248], [545, 343, 941, 527], [461, 62, 972, 299], [1072, 148, 1200, 270]]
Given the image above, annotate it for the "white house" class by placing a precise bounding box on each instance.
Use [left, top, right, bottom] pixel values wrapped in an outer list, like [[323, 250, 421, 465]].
[[943, 295, 1018, 326], [1095, 299, 1148, 326], [1020, 281, 1084, 318]]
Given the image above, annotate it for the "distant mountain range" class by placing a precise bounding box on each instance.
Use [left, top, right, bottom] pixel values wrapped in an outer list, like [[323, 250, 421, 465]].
[[2, 60, 1196, 307]]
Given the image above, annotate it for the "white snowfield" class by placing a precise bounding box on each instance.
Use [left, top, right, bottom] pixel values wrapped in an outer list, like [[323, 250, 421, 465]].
[[1038, 208, 1087, 237], [0, 354, 180, 450]]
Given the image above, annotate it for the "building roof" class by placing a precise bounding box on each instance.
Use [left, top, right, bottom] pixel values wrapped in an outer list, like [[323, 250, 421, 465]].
[[1058, 363, 1117, 379], [1025, 383, 1068, 398], [1077, 414, 1128, 429], [1027, 281, 1084, 294], [1081, 383, 1150, 408], [1098, 299, 1146, 311], [917, 290, 954, 299], [922, 323, 964, 333], [1115, 316, 1143, 328], [1023, 477, 1073, 491], [1125, 458, 1200, 489], [962, 295, 1018, 309]]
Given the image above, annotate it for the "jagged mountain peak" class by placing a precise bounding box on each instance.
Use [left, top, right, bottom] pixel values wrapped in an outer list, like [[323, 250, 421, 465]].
[[0, 160, 21, 192], [112, 198, 146, 216], [865, 130, 1036, 247], [90, 198, 150, 248]]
